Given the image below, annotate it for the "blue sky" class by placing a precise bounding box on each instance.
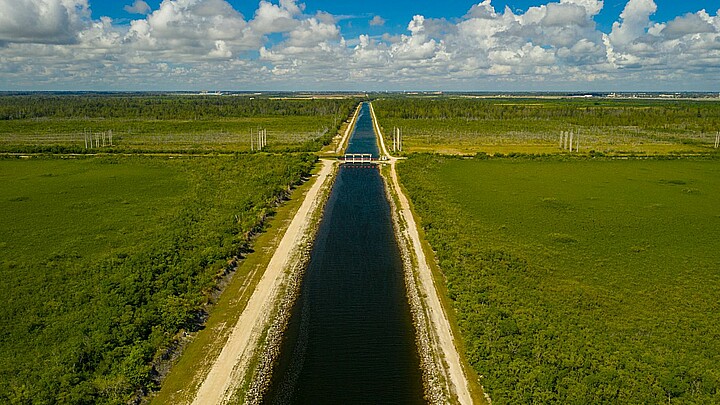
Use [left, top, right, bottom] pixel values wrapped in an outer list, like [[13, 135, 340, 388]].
[[1, 0, 719, 91], [92, 0, 720, 37]]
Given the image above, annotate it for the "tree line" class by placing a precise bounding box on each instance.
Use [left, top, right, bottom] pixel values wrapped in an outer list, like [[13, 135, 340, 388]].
[[374, 98, 720, 134], [0, 95, 358, 121]]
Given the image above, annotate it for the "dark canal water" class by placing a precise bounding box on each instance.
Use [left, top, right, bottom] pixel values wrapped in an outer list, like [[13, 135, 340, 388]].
[[263, 103, 425, 404]]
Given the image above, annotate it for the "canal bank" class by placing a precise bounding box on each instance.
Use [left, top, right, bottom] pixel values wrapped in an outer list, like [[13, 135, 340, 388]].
[[370, 101, 481, 405], [186, 101, 478, 405], [186, 159, 337, 405]]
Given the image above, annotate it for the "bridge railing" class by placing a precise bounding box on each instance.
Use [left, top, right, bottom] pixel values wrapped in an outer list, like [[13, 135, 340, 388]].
[[343, 153, 374, 163]]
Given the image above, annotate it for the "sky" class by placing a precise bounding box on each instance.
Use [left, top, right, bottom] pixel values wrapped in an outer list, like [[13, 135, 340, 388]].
[[0, 0, 719, 91]]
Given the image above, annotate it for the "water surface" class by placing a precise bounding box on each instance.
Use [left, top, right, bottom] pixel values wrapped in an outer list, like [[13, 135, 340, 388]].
[[264, 103, 424, 404]]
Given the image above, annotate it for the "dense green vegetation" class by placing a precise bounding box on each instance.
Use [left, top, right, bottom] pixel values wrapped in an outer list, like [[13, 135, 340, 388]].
[[399, 154, 720, 403], [0, 154, 315, 404], [0, 95, 351, 119], [374, 98, 720, 154], [0, 95, 358, 153]]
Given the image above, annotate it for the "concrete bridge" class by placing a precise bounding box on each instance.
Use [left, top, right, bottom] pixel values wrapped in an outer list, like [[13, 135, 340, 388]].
[[342, 153, 374, 163]]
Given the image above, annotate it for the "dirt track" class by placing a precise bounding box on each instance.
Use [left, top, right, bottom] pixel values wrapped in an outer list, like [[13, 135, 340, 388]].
[[335, 103, 362, 154], [191, 159, 335, 405]]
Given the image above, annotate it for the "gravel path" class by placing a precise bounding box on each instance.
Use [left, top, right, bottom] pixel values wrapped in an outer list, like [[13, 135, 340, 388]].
[[335, 103, 362, 154], [191, 159, 335, 405]]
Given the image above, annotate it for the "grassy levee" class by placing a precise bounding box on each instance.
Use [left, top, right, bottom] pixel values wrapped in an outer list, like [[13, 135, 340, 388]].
[[0, 154, 316, 404], [373, 98, 720, 155], [397, 154, 720, 403]]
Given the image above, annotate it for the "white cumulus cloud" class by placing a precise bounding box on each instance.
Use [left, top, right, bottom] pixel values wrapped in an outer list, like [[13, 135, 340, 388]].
[[661, 12, 716, 39], [250, 0, 302, 35], [124, 0, 151, 15], [0, 0, 719, 90], [608, 0, 657, 46], [0, 0, 90, 44], [123, 0, 255, 61], [369, 15, 385, 26]]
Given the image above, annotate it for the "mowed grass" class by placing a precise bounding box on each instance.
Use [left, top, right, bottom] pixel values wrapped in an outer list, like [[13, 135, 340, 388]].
[[374, 98, 720, 155], [0, 116, 334, 152], [376, 117, 712, 155], [398, 155, 720, 403], [0, 95, 358, 153], [0, 154, 315, 403]]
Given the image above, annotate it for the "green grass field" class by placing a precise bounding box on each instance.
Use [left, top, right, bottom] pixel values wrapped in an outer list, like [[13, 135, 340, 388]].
[[398, 155, 720, 403], [374, 98, 720, 155], [0, 154, 315, 404], [0, 95, 358, 153], [0, 116, 335, 152]]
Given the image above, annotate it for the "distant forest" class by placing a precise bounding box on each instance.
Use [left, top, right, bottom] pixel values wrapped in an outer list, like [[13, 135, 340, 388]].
[[0, 95, 356, 121]]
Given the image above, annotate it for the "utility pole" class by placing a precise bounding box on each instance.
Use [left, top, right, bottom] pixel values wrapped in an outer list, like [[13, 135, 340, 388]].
[[576, 129, 580, 152], [393, 127, 398, 152], [565, 131, 570, 150], [393, 127, 402, 152], [576, 133, 580, 152], [254, 128, 266, 151]]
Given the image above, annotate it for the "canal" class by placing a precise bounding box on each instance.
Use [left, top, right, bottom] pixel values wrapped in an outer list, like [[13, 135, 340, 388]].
[[263, 103, 425, 404]]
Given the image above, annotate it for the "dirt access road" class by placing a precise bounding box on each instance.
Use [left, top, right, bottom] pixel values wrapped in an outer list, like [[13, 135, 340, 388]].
[[335, 103, 362, 154], [369, 102, 475, 405], [191, 159, 335, 405]]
